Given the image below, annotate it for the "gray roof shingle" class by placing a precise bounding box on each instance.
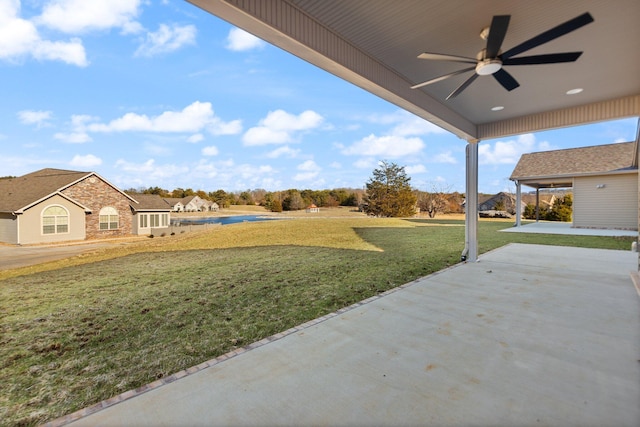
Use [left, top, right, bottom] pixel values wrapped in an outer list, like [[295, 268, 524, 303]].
[[510, 141, 637, 180], [0, 168, 91, 213]]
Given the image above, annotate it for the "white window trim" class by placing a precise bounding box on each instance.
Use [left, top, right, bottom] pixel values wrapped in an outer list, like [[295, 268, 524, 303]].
[[42, 204, 70, 236], [99, 206, 119, 231]]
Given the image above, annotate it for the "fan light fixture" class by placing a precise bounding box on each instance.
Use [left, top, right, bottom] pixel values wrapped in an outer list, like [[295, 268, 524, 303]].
[[476, 59, 502, 75]]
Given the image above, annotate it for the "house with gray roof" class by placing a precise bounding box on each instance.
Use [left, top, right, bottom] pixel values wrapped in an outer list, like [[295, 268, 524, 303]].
[[510, 141, 638, 230], [0, 168, 171, 245]]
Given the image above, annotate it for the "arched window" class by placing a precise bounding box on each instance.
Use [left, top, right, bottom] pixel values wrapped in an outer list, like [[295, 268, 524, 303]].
[[99, 207, 119, 230], [42, 205, 69, 235]]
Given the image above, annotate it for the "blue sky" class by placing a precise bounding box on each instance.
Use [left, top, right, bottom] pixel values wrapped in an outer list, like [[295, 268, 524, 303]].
[[2, 0, 637, 194]]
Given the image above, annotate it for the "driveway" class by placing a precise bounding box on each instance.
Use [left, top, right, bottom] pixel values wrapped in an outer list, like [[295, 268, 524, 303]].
[[0, 241, 128, 270]]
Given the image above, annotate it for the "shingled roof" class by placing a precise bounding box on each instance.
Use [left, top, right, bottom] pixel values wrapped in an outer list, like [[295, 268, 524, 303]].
[[510, 141, 637, 181], [0, 168, 138, 214], [126, 193, 172, 211], [0, 168, 93, 213]]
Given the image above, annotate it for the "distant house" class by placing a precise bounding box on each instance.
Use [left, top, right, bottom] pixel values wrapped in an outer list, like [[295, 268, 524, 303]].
[[478, 192, 522, 214], [164, 195, 214, 212], [0, 168, 171, 245], [306, 204, 320, 213], [201, 200, 220, 212], [164, 197, 185, 212], [510, 141, 638, 230]]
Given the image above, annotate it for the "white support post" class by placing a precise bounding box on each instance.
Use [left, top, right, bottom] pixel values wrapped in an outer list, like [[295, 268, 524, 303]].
[[464, 141, 479, 262], [515, 181, 522, 227]]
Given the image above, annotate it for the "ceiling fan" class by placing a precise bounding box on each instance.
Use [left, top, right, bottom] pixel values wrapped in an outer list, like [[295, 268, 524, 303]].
[[411, 12, 594, 100]]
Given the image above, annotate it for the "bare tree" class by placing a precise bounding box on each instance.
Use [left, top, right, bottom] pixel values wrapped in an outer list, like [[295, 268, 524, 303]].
[[417, 182, 453, 218]]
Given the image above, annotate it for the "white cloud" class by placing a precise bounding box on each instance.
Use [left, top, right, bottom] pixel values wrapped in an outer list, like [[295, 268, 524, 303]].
[[135, 23, 196, 57], [479, 133, 546, 165], [187, 133, 204, 143], [432, 150, 457, 164], [87, 101, 242, 135], [342, 134, 424, 158], [201, 145, 219, 156], [53, 114, 99, 143], [54, 131, 92, 143], [37, 0, 142, 34], [17, 110, 52, 127], [367, 110, 446, 136], [0, 0, 87, 66], [297, 160, 320, 172], [243, 109, 324, 146], [354, 158, 376, 169], [405, 164, 427, 174], [226, 27, 265, 51], [293, 161, 324, 183], [69, 153, 102, 167], [266, 146, 300, 158], [114, 158, 188, 180]]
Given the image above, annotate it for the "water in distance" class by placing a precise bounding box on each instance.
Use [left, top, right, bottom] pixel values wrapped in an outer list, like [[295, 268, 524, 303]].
[[171, 215, 280, 226]]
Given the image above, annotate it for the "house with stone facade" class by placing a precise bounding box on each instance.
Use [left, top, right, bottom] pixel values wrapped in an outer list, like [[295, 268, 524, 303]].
[[0, 168, 171, 245]]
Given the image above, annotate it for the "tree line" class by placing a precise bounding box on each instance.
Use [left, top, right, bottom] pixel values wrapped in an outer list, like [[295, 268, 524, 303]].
[[127, 161, 465, 217]]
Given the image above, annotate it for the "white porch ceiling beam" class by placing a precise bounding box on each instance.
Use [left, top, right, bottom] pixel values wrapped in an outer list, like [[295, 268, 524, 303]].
[[478, 94, 640, 140]]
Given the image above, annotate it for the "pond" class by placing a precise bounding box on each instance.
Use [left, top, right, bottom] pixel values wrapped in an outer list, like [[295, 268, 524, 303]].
[[170, 215, 280, 226]]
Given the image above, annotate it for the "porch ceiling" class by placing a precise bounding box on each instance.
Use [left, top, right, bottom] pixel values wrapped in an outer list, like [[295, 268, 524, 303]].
[[188, 0, 640, 141]]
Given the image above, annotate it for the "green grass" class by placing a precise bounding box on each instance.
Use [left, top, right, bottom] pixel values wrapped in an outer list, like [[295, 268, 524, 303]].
[[0, 217, 634, 426]]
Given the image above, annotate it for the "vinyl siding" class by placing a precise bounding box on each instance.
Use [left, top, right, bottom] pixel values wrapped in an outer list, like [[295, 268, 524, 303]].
[[18, 195, 86, 244], [573, 173, 638, 230], [0, 213, 18, 244]]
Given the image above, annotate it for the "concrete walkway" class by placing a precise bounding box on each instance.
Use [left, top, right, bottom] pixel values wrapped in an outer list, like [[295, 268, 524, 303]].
[[51, 244, 640, 427], [501, 221, 638, 237]]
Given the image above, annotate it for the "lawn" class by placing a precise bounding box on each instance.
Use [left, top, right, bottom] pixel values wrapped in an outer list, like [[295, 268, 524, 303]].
[[0, 216, 634, 426]]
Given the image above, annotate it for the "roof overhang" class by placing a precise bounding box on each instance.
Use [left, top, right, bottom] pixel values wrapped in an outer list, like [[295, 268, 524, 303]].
[[188, 0, 640, 142], [514, 168, 638, 189]]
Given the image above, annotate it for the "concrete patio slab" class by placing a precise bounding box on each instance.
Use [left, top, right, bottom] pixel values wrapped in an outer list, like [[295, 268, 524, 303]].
[[501, 221, 638, 237], [55, 244, 640, 427]]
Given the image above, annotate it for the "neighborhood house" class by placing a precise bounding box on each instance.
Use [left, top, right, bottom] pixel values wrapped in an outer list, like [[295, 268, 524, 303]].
[[511, 141, 638, 230], [0, 168, 171, 245]]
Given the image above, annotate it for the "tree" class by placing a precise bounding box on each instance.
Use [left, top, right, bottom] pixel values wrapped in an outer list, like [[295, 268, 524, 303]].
[[416, 182, 452, 218], [363, 161, 416, 217], [545, 193, 572, 222]]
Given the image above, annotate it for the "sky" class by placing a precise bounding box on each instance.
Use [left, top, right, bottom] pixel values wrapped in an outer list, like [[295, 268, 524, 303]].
[[1, 0, 638, 195]]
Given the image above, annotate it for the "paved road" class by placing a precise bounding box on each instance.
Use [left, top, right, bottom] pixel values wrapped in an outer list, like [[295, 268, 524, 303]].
[[0, 242, 123, 270]]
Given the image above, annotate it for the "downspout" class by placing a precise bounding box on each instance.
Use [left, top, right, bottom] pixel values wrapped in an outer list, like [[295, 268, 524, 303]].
[[535, 188, 540, 222], [462, 140, 479, 262]]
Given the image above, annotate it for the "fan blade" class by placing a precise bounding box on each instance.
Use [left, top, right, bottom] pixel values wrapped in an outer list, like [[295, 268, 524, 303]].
[[486, 15, 510, 58], [493, 68, 520, 91], [411, 67, 475, 89], [502, 12, 594, 59], [446, 74, 479, 100], [502, 51, 582, 65], [417, 52, 477, 64]]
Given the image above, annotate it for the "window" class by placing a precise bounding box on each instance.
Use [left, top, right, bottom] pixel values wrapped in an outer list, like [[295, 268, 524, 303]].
[[150, 214, 160, 227], [99, 207, 119, 230], [139, 214, 148, 228], [42, 205, 69, 235]]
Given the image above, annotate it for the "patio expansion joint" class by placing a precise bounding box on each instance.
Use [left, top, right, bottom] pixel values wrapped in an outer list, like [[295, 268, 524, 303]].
[[43, 260, 466, 427]]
